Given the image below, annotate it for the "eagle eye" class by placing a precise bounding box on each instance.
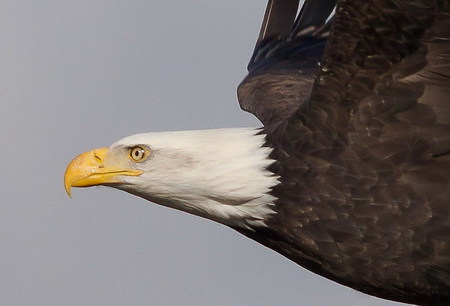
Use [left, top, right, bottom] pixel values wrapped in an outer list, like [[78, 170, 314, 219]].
[[129, 146, 148, 162]]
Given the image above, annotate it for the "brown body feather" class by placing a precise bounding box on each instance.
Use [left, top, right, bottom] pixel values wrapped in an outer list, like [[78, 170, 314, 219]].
[[237, 0, 450, 304]]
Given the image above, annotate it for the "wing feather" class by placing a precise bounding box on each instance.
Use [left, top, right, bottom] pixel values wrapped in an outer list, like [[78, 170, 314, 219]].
[[238, 1, 450, 303], [238, 0, 336, 126]]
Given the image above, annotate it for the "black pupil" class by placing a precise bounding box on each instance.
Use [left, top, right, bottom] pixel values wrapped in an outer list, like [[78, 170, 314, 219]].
[[134, 148, 142, 158]]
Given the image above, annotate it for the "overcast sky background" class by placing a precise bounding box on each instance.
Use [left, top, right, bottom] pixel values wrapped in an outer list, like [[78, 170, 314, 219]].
[[1, 1, 408, 305]]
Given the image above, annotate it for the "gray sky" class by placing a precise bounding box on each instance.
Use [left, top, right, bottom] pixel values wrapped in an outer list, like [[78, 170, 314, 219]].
[[0, 1, 407, 305]]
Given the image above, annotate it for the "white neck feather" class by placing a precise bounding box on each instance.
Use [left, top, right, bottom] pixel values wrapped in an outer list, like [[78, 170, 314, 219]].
[[112, 128, 279, 229]]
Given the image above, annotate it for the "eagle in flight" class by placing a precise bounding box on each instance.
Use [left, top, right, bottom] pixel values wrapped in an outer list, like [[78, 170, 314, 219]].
[[65, 0, 450, 304]]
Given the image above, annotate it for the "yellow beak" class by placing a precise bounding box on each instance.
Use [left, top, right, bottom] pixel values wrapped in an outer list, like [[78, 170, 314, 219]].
[[64, 147, 143, 197]]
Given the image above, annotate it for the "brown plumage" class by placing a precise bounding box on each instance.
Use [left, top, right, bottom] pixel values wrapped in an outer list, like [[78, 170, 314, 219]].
[[237, 0, 450, 304]]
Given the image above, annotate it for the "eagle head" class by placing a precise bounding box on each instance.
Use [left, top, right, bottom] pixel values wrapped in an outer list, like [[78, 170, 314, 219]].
[[64, 128, 278, 229]]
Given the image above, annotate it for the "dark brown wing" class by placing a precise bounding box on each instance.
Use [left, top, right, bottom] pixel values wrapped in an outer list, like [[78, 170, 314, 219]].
[[237, 0, 450, 304], [237, 0, 336, 126]]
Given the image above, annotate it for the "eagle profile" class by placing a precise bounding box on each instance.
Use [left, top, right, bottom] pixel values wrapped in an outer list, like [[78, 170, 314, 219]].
[[65, 0, 450, 304]]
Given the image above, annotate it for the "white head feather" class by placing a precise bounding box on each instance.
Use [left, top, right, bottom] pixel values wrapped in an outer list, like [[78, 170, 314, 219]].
[[108, 128, 279, 229]]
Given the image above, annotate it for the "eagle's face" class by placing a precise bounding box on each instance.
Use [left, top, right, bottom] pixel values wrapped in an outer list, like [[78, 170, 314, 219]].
[[64, 146, 143, 195]]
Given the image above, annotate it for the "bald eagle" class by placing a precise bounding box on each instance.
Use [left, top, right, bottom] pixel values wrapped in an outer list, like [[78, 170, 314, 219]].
[[65, 0, 450, 304]]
